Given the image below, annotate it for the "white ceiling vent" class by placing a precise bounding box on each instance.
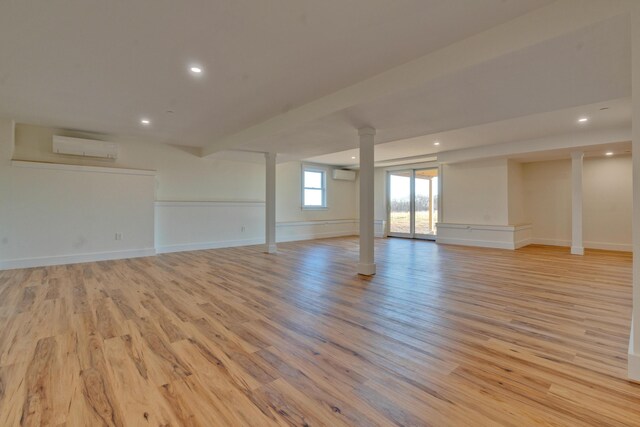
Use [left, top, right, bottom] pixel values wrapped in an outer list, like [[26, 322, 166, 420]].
[[53, 135, 118, 159]]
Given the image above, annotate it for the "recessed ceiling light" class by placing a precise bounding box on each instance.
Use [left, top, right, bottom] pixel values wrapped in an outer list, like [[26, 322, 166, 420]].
[[578, 117, 589, 123], [605, 152, 614, 156], [351, 156, 356, 160], [140, 119, 150, 125], [434, 141, 440, 146], [190, 66, 203, 74]]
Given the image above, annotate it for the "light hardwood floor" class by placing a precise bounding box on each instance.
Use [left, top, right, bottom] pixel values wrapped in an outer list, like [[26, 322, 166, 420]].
[[0, 237, 638, 426]]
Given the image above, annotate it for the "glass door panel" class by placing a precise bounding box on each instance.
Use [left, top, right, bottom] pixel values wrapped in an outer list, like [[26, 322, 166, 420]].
[[414, 173, 431, 236], [432, 176, 439, 234], [388, 171, 412, 236], [387, 168, 439, 240], [414, 168, 438, 239]]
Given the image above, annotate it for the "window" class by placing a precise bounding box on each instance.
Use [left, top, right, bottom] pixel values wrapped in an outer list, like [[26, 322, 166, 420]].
[[302, 166, 327, 209]]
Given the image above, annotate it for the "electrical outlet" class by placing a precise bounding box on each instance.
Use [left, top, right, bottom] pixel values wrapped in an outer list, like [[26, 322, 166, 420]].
[[115, 233, 123, 241], [241, 226, 246, 232]]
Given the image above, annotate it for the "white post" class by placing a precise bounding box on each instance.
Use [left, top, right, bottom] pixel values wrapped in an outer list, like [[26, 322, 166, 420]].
[[571, 151, 584, 256], [358, 127, 376, 276], [264, 152, 277, 254], [629, 4, 640, 381]]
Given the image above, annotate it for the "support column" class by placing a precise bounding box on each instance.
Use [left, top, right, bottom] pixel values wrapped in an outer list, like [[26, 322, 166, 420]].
[[358, 127, 376, 276], [630, 4, 640, 381], [264, 152, 277, 254], [570, 151, 584, 256]]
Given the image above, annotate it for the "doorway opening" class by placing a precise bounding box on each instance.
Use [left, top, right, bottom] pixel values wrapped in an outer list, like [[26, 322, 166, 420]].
[[387, 168, 439, 240]]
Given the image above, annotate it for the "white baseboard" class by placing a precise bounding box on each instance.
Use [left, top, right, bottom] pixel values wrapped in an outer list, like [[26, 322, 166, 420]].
[[514, 238, 532, 249], [531, 238, 632, 252], [0, 248, 156, 270], [156, 238, 264, 254], [278, 230, 357, 243], [530, 238, 571, 247], [571, 246, 585, 255], [585, 242, 632, 252], [374, 219, 386, 238], [0, 213, 384, 269], [157, 230, 359, 254], [436, 236, 517, 250], [157, 219, 360, 254], [274, 219, 358, 245]]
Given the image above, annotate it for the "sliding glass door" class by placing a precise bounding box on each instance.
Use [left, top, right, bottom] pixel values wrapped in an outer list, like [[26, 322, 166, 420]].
[[388, 168, 438, 240], [388, 171, 412, 237]]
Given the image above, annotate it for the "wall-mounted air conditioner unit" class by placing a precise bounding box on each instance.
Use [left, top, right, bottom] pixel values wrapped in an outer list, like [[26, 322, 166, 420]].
[[332, 169, 356, 181], [53, 135, 118, 159]]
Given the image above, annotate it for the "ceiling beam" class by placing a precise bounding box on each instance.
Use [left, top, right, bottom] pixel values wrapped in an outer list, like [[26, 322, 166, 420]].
[[437, 126, 631, 164], [202, 0, 634, 157]]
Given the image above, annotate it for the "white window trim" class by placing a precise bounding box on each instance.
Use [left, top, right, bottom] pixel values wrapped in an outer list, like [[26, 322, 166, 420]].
[[301, 164, 328, 210]]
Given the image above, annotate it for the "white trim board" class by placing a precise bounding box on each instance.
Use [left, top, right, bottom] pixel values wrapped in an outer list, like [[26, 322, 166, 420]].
[[11, 160, 156, 176], [436, 223, 532, 250], [0, 248, 156, 270]]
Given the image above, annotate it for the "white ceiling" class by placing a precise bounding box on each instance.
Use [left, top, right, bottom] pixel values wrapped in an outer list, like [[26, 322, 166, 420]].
[[289, 13, 632, 164], [306, 97, 632, 166], [0, 0, 553, 147], [510, 141, 631, 163]]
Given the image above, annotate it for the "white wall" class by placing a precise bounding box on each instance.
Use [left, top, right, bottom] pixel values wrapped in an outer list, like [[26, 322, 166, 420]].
[[442, 158, 509, 225], [1, 121, 157, 268], [523, 159, 571, 244], [155, 201, 265, 253], [523, 156, 632, 251], [437, 158, 532, 249], [1, 123, 361, 268], [276, 161, 357, 222], [13, 124, 359, 221], [1, 164, 156, 268], [0, 119, 16, 263], [508, 160, 527, 225], [14, 124, 266, 202], [583, 156, 632, 249]]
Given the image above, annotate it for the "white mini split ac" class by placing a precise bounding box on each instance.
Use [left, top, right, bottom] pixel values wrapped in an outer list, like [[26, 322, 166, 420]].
[[332, 169, 356, 181], [52, 135, 118, 159]]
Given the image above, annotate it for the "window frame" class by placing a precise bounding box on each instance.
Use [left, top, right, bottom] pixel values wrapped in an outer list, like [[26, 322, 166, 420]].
[[301, 164, 328, 210]]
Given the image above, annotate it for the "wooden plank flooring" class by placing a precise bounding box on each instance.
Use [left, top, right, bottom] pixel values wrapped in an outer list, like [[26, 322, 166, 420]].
[[0, 237, 638, 426]]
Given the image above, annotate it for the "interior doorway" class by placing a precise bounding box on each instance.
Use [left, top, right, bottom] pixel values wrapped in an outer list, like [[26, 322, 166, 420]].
[[388, 168, 439, 240]]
